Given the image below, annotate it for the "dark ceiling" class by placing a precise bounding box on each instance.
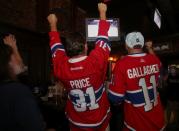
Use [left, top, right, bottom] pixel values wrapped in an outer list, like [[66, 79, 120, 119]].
[[74, 0, 179, 39]]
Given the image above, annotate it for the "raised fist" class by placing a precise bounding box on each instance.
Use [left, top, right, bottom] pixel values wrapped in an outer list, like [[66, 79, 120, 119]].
[[98, 3, 107, 13], [47, 14, 58, 25]]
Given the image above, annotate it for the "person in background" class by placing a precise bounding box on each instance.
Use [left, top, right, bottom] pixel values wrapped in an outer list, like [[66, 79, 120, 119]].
[[0, 34, 45, 131], [145, 40, 155, 55], [165, 64, 179, 131], [166, 65, 179, 103], [47, 2, 111, 131], [108, 31, 165, 131], [3, 34, 26, 75], [3, 34, 31, 87]]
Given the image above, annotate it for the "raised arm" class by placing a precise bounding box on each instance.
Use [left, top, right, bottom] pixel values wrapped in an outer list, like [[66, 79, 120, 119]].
[[145, 41, 155, 55], [3, 34, 26, 75], [89, 3, 111, 71], [97, 3, 109, 37], [47, 14, 66, 78]]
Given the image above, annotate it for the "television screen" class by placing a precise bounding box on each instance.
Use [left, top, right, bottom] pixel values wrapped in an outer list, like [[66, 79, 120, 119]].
[[154, 8, 161, 29], [86, 18, 120, 41]]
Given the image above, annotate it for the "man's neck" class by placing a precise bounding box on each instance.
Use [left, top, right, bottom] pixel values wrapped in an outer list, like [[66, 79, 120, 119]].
[[128, 48, 143, 54], [72, 54, 86, 59]]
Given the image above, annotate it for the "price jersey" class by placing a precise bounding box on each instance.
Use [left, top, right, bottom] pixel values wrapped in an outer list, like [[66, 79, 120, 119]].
[[109, 53, 165, 131], [49, 20, 111, 128]]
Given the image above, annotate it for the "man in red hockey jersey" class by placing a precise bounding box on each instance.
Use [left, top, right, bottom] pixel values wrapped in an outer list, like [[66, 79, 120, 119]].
[[47, 3, 111, 131], [108, 32, 165, 131]]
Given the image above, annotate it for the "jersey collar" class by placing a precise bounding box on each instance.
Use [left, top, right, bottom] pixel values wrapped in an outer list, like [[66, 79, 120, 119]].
[[68, 56, 87, 63], [127, 53, 147, 57]]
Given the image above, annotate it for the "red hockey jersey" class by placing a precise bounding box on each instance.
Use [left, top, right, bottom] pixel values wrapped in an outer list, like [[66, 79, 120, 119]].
[[109, 53, 165, 131], [49, 20, 111, 128]]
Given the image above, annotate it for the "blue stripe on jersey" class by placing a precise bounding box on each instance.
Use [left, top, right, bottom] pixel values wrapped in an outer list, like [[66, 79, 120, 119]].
[[51, 43, 65, 55], [96, 37, 109, 44], [95, 84, 104, 102], [69, 84, 105, 107], [108, 89, 125, 104], [126, 88, 154, 105], [96, 37, 111, 49]]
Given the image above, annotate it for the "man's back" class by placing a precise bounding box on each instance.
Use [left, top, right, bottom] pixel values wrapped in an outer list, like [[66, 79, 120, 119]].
[[47, 3, 111, 130], [109, 53, 165, 131], [48, 19, 111, 129], [58, 52, 110, 127]]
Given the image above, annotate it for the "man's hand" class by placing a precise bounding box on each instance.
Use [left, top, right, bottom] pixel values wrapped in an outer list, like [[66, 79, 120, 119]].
[[145, 41, 155, 55], [3, 34, 26, 74], [47, 14, 58, 31], [3, 34, 18, 51], [98, 3, 107, 20], [145, 41, 153, 49]]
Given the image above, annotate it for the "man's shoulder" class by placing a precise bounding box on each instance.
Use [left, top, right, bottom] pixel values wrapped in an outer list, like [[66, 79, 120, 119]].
[[1, 81, 30, 93], [146, 53, 161, 62], [116, 56, 131, 64]]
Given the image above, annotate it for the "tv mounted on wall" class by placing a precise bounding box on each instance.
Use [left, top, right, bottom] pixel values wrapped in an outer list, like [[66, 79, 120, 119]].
[[85, 18, 120, 41]]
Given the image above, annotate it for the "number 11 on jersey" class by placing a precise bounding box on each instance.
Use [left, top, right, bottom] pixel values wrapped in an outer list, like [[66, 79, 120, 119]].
[[139, 75, 158, 112]]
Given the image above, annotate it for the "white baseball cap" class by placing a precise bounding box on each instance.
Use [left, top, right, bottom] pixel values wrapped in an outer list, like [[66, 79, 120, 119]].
[[125, 32, 144, 48]]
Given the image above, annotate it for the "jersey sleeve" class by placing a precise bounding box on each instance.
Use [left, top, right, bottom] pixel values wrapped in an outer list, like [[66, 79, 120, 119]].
[[49, 31, 67, 77], [108, 61, 126, 104], [89, 20, 111, 70]]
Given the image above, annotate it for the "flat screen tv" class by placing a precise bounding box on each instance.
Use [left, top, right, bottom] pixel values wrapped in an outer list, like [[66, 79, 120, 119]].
[[85, 18, 120, 41], [154, 8, 161, 29]]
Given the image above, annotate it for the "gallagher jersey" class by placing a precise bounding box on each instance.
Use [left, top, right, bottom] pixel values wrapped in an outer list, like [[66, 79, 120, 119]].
[[49, 20, 111, 128], [109, 53, 165, 131]]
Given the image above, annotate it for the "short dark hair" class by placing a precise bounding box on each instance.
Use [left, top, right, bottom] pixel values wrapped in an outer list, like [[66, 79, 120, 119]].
[[0, 43, 13, 81], [65, 32, 86, 57]]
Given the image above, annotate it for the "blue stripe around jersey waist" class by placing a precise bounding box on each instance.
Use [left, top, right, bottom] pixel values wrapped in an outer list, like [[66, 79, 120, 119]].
[[125, 88, 155, 105]]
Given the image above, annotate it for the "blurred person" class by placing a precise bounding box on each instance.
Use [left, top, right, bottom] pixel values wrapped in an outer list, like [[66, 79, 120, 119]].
[[3, 34, 31, 87], [165, 65, 179, 131], [166, 65, 179, 102], [145, 40, 155, 55], [3, 34, 26, 75], [108, 32, 165, 131], [47, 3, 111, 131], [0, 34, 45, 131]]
